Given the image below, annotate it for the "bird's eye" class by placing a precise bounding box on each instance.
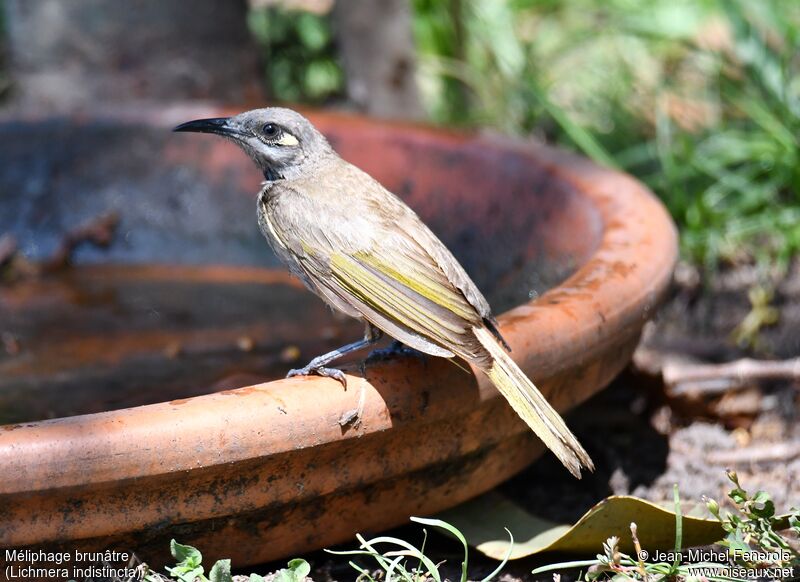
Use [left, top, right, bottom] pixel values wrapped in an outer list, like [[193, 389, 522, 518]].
[[262, 123, 281, 139]]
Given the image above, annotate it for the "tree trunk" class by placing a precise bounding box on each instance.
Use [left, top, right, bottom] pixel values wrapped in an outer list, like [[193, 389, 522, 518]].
[[332, 0, 424, 119]]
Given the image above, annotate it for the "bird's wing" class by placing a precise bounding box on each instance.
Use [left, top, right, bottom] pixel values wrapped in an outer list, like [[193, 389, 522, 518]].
[[266, 172, 505, 359], [394, 209, 510, 348], [359, 185, 497, 322], [311, 228, 491, 363], [357, 188, 509, 350], [406, 218, 495, 320]]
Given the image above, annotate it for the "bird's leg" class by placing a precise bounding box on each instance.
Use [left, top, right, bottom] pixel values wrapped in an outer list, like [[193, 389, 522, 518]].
[[287, 323, 382, 387]]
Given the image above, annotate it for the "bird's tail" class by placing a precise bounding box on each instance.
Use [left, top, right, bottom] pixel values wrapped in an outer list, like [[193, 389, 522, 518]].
[[473, 326, 594, 478]]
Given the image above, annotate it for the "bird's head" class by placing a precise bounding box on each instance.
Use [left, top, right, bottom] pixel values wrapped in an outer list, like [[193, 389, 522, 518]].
[[174, 107, 333, 181]]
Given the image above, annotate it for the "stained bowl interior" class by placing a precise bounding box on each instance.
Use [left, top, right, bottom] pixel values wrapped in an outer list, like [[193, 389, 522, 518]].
[[0, 112, 603, 423]]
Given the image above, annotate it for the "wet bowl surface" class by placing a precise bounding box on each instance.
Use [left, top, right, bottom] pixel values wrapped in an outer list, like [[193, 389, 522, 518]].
[[0, 108, 677, 566]]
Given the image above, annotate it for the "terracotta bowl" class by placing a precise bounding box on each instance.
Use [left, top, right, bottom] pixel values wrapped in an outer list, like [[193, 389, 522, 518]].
[[0, 108, 677, 566]]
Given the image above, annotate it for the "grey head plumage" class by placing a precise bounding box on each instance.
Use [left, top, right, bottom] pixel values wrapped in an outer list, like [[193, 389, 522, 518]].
[[174, 107, 335, 181]]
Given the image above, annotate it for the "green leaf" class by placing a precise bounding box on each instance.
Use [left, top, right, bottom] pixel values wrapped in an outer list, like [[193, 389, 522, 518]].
[[170, 539, 203, 568], [531, 559, 600, 576], [479, 528, 514, 582], [274, 558, 310, 582], [789, 510, 800, 533], [357, 534, 442, 582], [209, 559, 232, 582], [750, 491, 775, 519], [296, 13, 329, 51], [165, 564, 205, 582], [412, 517, 469, 582], [287, 558, 310, 579], [725, 529, 751, 560], [729, 487, 748, 506], [303, 59, 342, 99]]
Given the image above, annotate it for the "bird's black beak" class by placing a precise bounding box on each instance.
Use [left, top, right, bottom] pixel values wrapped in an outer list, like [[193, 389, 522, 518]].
[[173, 117, 240, 137]]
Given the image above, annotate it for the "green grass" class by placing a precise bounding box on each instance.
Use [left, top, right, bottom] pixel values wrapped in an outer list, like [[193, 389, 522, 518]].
[[413, 0, 800, 271], [326, 516, 512, 582]]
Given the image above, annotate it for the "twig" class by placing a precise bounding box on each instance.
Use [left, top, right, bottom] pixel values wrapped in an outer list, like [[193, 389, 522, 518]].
[[630, 523, 649, 582], [707, 443, 800, 465], [663, 357, 800, 395]]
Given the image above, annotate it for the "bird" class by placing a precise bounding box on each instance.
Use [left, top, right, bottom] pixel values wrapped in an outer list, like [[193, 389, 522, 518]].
[[174, 108, 593, 477]]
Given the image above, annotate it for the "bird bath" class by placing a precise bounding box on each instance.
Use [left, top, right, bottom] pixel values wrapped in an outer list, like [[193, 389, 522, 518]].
[[0, 108, 677, 566]]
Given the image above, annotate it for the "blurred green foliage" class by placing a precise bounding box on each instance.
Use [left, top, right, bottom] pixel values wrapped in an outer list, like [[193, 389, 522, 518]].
[[413, 0, 800, 270], [247, 6, 343, 104]]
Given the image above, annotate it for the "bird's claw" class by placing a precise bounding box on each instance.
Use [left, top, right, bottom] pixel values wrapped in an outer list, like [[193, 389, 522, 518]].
[[287, 365, 348, 388]]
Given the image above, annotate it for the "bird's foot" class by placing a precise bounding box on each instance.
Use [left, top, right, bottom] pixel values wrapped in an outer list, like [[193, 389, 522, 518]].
[[287, 365, 347, 388]]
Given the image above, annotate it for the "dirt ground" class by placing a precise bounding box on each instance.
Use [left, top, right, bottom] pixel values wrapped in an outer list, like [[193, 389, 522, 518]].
[[240, 261, 800, 581]]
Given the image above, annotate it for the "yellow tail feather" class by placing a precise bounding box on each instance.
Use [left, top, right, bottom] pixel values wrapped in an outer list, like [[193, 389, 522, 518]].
[[473, 326, 594, 478]]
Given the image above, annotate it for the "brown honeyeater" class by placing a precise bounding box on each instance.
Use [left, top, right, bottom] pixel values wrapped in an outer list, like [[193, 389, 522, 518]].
[[174, 108, 593, 477]]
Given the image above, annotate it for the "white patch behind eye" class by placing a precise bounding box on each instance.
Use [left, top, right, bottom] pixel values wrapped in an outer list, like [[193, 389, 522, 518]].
[[277, 133, 299, 146]]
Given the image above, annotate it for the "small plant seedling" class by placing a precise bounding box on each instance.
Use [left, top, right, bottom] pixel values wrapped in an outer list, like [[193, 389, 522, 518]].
[[705, 470, 799, 570], [273, 558, 311, 582], [326, 516, 513, 582], [142, 539, 234, 582], [164, 540, 206, 582], [731, 285, 780, 348]]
